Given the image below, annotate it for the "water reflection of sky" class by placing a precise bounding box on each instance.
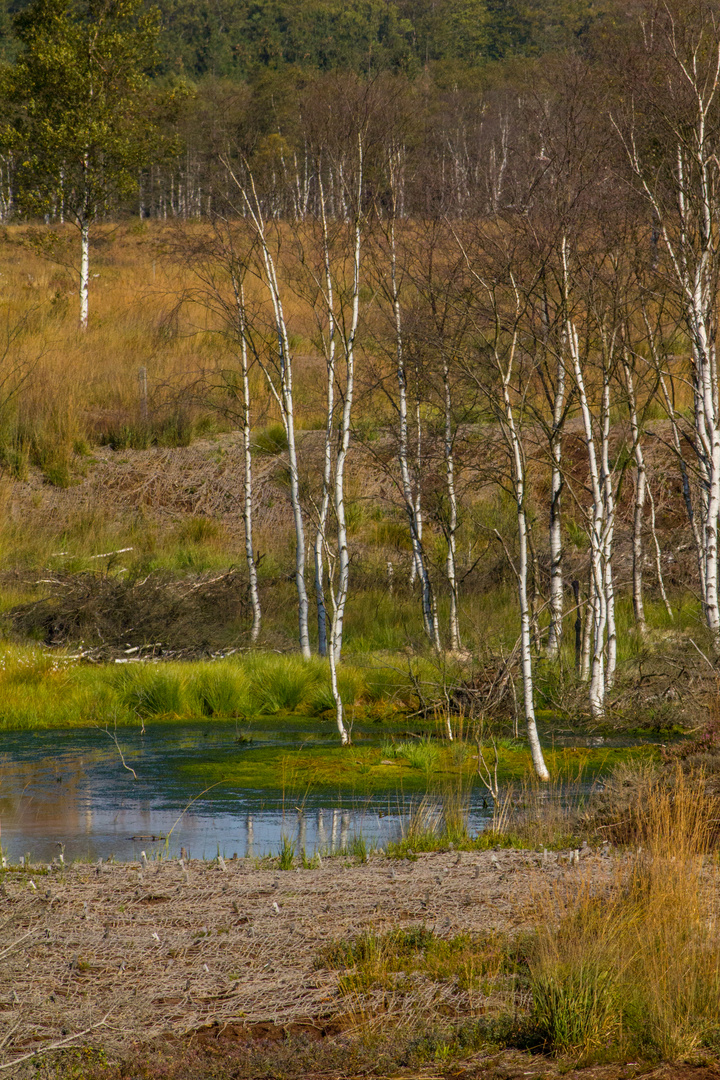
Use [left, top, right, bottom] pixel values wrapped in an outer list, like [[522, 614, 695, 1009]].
[[0, 722, 658, 863]]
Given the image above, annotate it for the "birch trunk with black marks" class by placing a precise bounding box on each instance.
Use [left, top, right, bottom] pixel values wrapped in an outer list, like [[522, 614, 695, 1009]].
[[647, 480, 673, 619], [566, 307, 606, 718], [229, 168, 312, 658], [497, 328, 550, 780], [442, 356, 462, 653], [600, 364, 617, 691], [233, 277, 262, 643], [314, 178, 336, 659], [79, 217, 90, 332], [623, 354, 647, 635], [388, 192, 440, 649], [331, 135, 362, 665], [309, 132, 365, 744], [547, 350, 566, 658]]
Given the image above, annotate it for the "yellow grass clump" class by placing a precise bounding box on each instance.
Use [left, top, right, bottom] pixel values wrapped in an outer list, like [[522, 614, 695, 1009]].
[[530, 765, 720, 1061]]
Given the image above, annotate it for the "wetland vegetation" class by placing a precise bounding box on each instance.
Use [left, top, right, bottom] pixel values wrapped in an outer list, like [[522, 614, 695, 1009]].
[[4, 0, 720, 1074]]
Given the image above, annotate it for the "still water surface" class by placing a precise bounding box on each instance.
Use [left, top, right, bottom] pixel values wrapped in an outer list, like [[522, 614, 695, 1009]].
[[0, 721, 650, 863]]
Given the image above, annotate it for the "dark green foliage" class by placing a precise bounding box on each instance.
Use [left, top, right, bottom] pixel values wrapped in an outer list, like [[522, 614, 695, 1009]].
[[1, 0, 605, 82], [6, 0, 170, 221]]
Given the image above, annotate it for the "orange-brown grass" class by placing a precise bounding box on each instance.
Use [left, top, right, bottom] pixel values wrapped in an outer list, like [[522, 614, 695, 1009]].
[[530, 766, 720, 1062], [0, 223, 340, 462]]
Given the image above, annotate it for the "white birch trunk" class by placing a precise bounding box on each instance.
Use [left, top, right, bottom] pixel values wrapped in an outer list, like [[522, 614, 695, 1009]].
[[328, 615, 349, 744], [234, 279, 262, 643], [566, 310, 606, 718], [232, 170, 312, 658], [623, 357, 647, 635], [647, 480, 674, 620], [80, 218, 90, 332], [658, 367, 707, 602], [547, 352, 566, 658], [580, 572, 593, 682], [600, 371, 617, 691], [314, 179, 336, 659], [499, 341, 550, 781], [331, 136, 363, 664], [442, 357, 462, 653], [389, 213, 439, 648]]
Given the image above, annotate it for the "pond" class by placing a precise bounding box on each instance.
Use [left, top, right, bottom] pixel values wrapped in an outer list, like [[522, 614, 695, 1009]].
[[0, 719, 661, 863]]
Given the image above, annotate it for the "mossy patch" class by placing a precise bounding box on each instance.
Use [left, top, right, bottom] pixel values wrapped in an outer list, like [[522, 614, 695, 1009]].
[[173, 734, 658, 797]]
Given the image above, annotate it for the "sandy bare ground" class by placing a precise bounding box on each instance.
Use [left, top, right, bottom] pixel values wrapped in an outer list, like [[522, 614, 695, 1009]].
[[0, 847, 616, 1072]]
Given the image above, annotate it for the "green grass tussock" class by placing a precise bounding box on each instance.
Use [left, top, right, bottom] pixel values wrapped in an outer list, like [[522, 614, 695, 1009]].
[[190, 664, 251, 718], [0, 645, 442, 731], [245, 654, 318, 714], [317, 925, 514, 1001], [115, 665, 187, 719]]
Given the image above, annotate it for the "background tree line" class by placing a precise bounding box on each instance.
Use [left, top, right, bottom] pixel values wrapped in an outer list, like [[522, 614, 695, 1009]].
[[0, 0, 606, 73]]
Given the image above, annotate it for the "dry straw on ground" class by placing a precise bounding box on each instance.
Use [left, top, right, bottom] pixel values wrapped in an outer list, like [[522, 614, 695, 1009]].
[[0, 847, 613, 1072]]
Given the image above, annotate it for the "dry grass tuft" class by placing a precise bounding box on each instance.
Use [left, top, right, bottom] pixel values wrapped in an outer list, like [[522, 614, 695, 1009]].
[[530, 766, 720, 1061]]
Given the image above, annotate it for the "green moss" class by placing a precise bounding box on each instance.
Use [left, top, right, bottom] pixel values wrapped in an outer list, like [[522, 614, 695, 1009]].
[[170, 734, 657, 799]]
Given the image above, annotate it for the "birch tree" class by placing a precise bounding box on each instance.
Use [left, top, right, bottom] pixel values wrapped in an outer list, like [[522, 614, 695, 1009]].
[[404, 220, 477, 654], [222, 163, 312, 659], [297, 77, 374, 668], [520, 56, 610, 661], [172, 220, 263, 642], [459, 231, 550, 780], [615, 0, 720, 644], [560, 229, 636, 715], [374, 151, 442, 650], [7, 0, 170, 329]]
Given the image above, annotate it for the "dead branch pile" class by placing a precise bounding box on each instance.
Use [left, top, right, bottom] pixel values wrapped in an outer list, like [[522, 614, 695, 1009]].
[[3, 570, 249, 657]]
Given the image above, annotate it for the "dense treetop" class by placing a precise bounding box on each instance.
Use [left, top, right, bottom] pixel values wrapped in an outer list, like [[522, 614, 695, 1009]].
[[0, 0, 608, 76]]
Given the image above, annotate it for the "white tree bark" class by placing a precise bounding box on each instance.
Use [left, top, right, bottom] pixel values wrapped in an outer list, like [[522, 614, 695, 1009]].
[[330, 135, 362, 664], [623, 355, 647, 635], [581, 570, 593, 682], [228, 167, 312, 659], [388, 202, 440, 649], [79, 218, 90, 332], [497, 328, 550, 781], [600, 367, 617, 691], [305, 132, 365, 743], [647, 480, 674, 620], [233, 277, 262, 643], [442, 357, 462, 653], [314, 177, 336, 660], [566, 307, 606, 718], [547, 350, 566, 658]]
